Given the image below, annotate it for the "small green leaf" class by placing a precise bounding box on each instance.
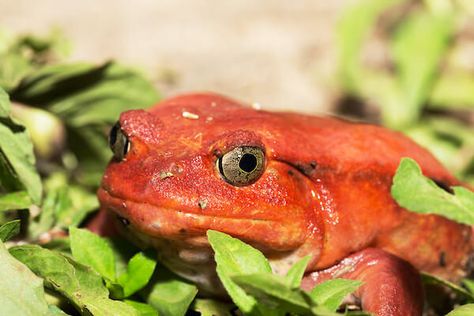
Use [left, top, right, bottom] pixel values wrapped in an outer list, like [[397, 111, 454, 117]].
[[69, 227, 116, 282], [118, 251, 157, 298], [207, 230, 272, 315], [446, 304, 474, 316], [143, 265, 198, 316], [285, 256, 311, 288], [192, 298, 233, 316], [0, 190, 31, 211], [0, 219, 20, 241], [391, 158, 474, 225], [231, 273, 316, 315], [0, 240, 49, 316], [309, 279, 362, 312]]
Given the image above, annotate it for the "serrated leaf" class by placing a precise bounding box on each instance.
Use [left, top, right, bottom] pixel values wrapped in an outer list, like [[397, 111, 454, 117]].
[[0, 219, 20, 241], [0, 190, 31, 211], [69, 227, 116, 282], [309, 279, 362, 312], [285, 256, 311, 288], [10, 244, 138, 316], [207, 230, 272, 315], [231, 273, 317, 315], [447, 304, 474, 316], [143, 265, 198, 316], [0, 240, 49, 316], [0, 87, 42, 204], [118, 251, 157, 298], [391, 158, 474, 225]]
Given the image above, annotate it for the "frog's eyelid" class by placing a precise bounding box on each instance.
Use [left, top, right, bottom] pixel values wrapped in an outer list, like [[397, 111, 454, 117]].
[[108, 122, 120, 150]]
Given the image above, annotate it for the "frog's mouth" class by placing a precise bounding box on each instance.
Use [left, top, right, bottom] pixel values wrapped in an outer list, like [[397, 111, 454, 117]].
[[97, 187, 306, 251]]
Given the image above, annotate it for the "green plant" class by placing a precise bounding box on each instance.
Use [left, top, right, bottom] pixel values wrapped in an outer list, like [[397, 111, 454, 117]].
[[337, 0, 474, 183]]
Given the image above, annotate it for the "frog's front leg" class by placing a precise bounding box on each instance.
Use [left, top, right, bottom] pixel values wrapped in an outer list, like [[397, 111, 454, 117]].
[[301, 248, 423, 316]]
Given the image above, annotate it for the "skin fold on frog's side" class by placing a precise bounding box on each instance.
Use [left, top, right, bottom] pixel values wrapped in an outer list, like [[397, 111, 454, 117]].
[[92, 93, 473, 316]]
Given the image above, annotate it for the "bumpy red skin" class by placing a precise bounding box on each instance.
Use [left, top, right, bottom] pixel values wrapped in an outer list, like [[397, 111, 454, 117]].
[[96, 93, 472, 316]]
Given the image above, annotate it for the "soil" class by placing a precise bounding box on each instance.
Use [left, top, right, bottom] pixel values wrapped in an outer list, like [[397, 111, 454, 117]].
[[0, 0, 347, 112]]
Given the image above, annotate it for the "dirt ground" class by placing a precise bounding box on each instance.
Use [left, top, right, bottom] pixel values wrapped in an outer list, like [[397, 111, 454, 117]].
[[1, 0, 347, 112]]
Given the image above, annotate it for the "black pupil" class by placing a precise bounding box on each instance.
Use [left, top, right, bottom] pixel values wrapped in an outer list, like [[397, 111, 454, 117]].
[[239, 153, 257, 172]]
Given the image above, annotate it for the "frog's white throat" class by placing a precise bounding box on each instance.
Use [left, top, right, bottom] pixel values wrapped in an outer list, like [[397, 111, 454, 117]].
[[123, 227, 307, 297]]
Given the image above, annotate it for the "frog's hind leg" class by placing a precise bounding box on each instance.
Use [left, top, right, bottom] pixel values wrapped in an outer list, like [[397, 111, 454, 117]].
[[301, 248, 423, 316]]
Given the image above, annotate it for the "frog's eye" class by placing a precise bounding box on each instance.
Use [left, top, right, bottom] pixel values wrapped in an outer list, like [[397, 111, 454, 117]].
[[109, 122, 130, 160], [217, 146, 265, 186]]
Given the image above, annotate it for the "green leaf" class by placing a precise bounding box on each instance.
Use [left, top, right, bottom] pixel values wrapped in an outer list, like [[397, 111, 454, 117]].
[[10, 244, 138, 316], [0, 29, 69, 92], [422, 272, 474, 302], [69, 227, 116, 282], [0, 219, 20, 241], [0, 87, 42, 204], [124, 300, 158, 316], [430, 71, 474, 110], [143, 265, 198, 316], [391, 158, 474, 225], [404, 118, 474, 178], [463, 279, 474, 294], [337, 0, 405, 92], [207, 230, 272, 315], [118, 251, 157, 298], [11, 62, 159, 126], [192, 298, 233, 316], [309, 279, 362, 312], [232, 273, 328, 315], [285, 256, 311, 288], [447, 304, 474, 316], [0, 190, 31, 211], [391, 11, 454, 126], [0, 240, 49, 316], [47, 305, 69, 315]]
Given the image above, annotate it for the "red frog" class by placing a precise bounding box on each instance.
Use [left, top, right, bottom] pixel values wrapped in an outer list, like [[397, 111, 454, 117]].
[[94, 93, 473, 316]]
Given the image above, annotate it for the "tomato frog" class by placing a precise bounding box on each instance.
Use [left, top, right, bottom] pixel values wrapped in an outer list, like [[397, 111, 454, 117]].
[[93, 93, 473, 315]]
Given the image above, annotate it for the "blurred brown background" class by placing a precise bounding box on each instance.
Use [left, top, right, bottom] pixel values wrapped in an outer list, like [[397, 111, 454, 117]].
[[0, 0, 347, 113]]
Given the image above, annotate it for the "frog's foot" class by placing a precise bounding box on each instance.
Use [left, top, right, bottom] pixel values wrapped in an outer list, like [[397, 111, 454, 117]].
[[301, 248, 423, 316]]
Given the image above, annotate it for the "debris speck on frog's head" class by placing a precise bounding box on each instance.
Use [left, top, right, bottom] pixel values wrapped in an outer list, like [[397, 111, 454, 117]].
[[182, 111, 199, 120], [160, 171, 174, 180], [198, 199, 208, 210]]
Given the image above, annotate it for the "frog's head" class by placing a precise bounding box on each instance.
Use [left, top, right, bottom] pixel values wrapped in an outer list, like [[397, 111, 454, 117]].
[[98, 93, 324, 293]]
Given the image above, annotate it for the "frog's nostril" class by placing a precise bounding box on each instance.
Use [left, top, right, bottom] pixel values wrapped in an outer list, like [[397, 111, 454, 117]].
[[116, 215, 130, 226]]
